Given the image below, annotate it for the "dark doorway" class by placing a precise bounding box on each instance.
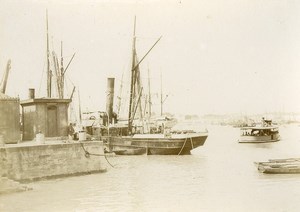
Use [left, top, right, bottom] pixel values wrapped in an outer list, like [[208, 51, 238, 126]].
[[47, 105, 57, 137]]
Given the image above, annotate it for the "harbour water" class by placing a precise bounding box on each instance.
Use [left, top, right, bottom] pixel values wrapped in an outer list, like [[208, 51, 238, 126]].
[[1, 124, 300, 211]]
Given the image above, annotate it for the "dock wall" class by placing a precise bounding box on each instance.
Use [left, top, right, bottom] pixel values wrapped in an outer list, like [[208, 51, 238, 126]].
[[0, 141, 107, 182]]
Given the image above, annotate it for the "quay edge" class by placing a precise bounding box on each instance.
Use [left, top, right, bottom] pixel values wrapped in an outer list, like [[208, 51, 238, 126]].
[[0, 140, 107, 186]]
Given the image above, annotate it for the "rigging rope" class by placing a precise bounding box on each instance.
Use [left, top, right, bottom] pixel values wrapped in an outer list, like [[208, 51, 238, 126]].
[[190, 137, 194, 149], [38, 61, 46, 97]]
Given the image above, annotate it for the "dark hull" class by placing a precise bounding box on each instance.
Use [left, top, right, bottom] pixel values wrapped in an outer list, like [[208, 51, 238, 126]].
[[107, 133, 208, 155]]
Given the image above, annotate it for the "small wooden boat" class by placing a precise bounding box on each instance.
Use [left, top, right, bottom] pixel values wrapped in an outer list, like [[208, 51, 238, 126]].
[[255, 158, 300, 174], [112, 147, 146, 155], [258, 164, 300, 174], [268, 158, 300, 163]]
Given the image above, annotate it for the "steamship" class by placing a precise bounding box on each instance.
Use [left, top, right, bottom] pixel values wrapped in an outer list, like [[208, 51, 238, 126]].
[[101, 19, 208, 155]]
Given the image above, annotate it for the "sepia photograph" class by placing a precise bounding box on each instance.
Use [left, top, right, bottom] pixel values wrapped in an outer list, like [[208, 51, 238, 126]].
[[1, 0, 300, 211]]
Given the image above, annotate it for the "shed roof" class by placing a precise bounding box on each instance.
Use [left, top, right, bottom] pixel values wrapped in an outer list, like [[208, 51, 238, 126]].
[[0, 92, 19, 100], [20, 98, 71, 106]]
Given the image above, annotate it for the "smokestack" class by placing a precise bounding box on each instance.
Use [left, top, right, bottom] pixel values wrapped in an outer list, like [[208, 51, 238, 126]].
[[29, 88, 35, 99], [106, 78, 115, 124]]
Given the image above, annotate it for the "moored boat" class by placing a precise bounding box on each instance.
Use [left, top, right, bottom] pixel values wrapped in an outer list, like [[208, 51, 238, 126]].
[[256, 161, 300, 174], [104, 18, 208, 155], [258, 165, 300, 174], [268, 158, 300, 163], [238, 118, 280, 143], [112, 146, 147, 155], [108, 131, 208, 155]]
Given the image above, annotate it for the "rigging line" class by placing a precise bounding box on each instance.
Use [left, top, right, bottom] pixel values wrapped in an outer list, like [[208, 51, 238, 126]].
[[131, 36, 162, 73], [38, 60, 46, 97], [63, 53, 75, 75], [79, 142, 115, 168], [65, 73, 75, 87]]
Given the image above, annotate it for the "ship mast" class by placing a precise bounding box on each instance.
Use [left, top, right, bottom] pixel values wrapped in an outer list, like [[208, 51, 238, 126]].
[[52, 51, 60, 98], [160, 71, 163, 116], [127, 17, 162, 134], [46, 10, 51, 98], [147, 67, 151, 118], [60, 41, 64, 98], [128, 17, 137, 134], [135, 65, 143, 121]]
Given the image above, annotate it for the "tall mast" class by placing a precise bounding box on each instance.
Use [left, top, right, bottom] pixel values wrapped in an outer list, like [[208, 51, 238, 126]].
[[136, 68, 143, 120], [52, 51, 60, 98], [132, 87, 143, 122], [160, 71, 163, 116], [60, 41, 64, 98], [46, 10, 51, 98], [127, 17, 162, 134], [128, 16, 136, 134], [147, 67, 151, 118]]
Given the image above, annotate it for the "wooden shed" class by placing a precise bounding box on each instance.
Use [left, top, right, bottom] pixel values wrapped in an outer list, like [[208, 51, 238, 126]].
[[0, 93, 20, 144], [20, 98, 71, 141]]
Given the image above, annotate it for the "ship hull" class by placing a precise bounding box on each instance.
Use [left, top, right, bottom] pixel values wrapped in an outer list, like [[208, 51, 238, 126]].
[[258, 164, 300, 174], [107, 132, 208, 155], [239, 134, 280, 143], [256, 158, 300, 174]]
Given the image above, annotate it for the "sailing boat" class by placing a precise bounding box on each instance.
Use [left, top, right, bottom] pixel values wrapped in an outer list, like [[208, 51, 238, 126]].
[[106, 18, 208, 155]]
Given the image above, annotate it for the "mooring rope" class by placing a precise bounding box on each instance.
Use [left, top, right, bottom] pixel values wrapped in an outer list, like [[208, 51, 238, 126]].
[[79, 142, 115, 168], [190, 137, 194, 149], [178, 137, 188, 155]]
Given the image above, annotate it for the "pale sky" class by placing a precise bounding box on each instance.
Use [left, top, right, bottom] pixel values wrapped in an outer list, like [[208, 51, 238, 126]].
[[1, 0, 300, 116]]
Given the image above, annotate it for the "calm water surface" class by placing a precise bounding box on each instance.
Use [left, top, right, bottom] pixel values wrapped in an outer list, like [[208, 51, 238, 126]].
[[1, 124, 300, 212]]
